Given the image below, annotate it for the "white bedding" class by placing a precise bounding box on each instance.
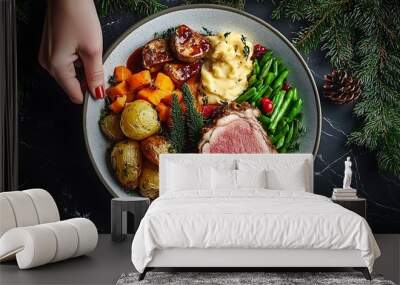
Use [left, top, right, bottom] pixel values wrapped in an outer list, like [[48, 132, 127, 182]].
[[131, 190, 380, 273]]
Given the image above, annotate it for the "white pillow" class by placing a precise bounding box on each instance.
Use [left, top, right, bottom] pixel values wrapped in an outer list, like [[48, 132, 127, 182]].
[[237, 159, 309, 192], [266, 169, 306, 191], [211, 168, 237, 190], [167, 163, 211, 191], [236, 169, 268, 189]]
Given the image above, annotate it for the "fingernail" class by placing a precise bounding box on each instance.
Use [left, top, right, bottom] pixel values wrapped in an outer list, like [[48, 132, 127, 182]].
[[94, 85, 105, 99]]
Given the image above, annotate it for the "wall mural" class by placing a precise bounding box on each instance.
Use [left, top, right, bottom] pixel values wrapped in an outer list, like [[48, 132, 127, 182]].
[[88, 19, 321, 201], [18, 1, 400, 233]]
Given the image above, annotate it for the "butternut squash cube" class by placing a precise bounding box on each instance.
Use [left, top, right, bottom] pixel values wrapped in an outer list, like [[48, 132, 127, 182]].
[[109, 95, 127, 113], [137, 88, 170, 106], [106, 81, 129, 101], [114, 66, 132, 82], [154, 72, 175, 92], [126, 70, 152, 92]]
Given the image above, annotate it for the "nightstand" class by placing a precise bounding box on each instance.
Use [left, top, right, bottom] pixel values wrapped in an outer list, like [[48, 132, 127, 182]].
[[331, 198, 367, 218], [111, 197, 150, 242]]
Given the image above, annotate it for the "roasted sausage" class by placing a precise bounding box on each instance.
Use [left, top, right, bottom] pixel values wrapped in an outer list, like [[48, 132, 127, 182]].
[[142, 38, 173, 72], [163, 61, 201, 86], [170, 25, 211, 63]]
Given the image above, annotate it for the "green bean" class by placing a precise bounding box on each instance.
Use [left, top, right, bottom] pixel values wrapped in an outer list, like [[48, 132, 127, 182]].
[[259, 58, 273, 80], [263, 86, 273, 98], [291, 119, 300, 141], [254, 80, 263, 90], [259, 51, 272, 66], [253, 59, 260, 76], [283, 121, 295, 149], [272, 60, 279, 77], [258, 114, 271, 127], [250, 89, 263, 103], [271, 123, 289, 144], [236, 87, 257, 103], [259, 84, 270, 97], [276, 135, 285, 150], [287, 98, 303, 122], [270, 87, 281, 101], [270, 90, 286, 122], [270, 88, 295, 132], [285, 119, 300, 151], [248, 75, 257, 86], [264, 72, 276, 86], [272, 68, 289, 90], [277, 58, 285, 74], [292, 87, 298, 101]]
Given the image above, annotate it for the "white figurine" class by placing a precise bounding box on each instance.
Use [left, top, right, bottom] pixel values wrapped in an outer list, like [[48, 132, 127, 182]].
[[342, 157, 353, 189]]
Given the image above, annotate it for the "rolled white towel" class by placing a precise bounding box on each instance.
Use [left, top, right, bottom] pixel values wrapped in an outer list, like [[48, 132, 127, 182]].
[[0, 218, 98, 269]]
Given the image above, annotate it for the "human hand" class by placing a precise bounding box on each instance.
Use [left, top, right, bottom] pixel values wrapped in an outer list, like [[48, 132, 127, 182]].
[[39, 0, 104, 104]]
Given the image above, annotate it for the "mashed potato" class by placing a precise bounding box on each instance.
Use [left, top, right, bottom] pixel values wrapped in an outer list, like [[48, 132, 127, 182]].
[[201, 32, 253, 104]]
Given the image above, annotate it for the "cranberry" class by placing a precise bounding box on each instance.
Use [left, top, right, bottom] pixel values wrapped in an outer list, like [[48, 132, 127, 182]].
[[201, 104, 219, 119], [260, 97, 273, 114], [251, 44, 268, 60], [282, 81, 290, 91]]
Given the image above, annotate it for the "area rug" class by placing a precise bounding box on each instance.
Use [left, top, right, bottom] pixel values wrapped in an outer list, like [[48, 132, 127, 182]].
[[116, 272, 396, 285]]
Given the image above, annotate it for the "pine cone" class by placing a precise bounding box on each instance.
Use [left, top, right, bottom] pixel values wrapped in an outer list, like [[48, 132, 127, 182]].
[[323, 69, 362, 104]]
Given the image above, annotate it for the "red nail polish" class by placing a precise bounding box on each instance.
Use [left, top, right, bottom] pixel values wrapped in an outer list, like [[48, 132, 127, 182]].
[[95, 85, 105, 99]]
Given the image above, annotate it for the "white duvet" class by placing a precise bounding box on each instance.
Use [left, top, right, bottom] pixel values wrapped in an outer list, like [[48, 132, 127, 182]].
[[131, 190, 380, 273]]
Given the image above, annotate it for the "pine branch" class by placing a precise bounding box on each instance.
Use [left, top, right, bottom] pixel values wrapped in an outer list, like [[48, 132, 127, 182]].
[[185, 0, 246, 9], [182, 84, 204, 151], [95, 0, 167, 17], [274, 0, 400, 175], [168, 94, 186, 153]]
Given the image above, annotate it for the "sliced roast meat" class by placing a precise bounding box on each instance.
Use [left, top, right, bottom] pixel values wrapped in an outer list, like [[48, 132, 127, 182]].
[[163, 61, 201, 86], [142, 38, 173, 72], [198, 102, 276, 154], [170, 25, 211, 63]]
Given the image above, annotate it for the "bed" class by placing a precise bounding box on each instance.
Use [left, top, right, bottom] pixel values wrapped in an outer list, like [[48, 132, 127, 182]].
[[131, 154, 380, 280]]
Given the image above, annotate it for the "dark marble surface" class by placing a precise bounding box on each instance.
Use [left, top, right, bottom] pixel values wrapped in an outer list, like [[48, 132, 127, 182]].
[[18, 1, 400, 233]]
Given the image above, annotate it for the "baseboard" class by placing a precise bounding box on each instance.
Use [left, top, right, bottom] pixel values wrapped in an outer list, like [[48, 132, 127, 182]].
[[373, 234, 400, 284]]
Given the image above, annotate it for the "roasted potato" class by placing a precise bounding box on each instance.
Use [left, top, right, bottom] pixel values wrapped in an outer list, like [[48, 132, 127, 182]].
[[140, 135, 173, 165], [142, 38, 173, 72], [163, 62, 201, 86], [170, 25, 211, 63], [111, 140, 142, 190], [139, 161, 159, 200], [100, 114, 125, 141], [120, 100, 161, 140]]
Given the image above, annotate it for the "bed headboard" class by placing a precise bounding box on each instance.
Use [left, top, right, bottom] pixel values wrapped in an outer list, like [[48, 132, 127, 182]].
[[159, 154, 314, 195]]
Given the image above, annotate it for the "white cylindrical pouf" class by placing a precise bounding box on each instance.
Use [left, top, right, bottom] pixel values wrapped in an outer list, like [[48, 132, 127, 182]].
[[42, 221, 79, 262], [65, 218, 98, 257], [0, 196, 17, 237], [24, 189, 60, 224], [1, 192, 39, 227]]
